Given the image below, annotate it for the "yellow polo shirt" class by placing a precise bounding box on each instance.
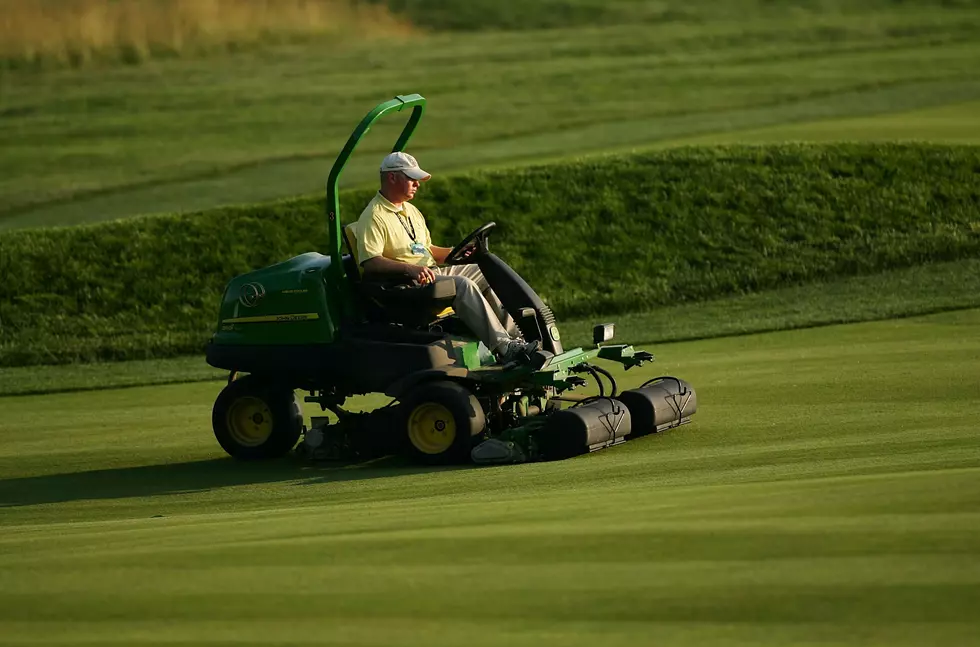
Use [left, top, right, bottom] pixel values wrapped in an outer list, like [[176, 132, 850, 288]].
[[355, 192, 435, 268]]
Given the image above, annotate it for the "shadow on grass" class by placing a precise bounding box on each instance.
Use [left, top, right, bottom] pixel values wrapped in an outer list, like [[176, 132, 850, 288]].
[[0, 455, 471, 508]]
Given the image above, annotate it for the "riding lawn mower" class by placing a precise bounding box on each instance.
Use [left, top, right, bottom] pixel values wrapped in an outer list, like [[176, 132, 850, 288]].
[[205, 94, 697, 465]]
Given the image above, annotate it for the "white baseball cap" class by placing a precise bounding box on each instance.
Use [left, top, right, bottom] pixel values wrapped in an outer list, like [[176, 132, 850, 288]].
[[380, 151, 431, 181]]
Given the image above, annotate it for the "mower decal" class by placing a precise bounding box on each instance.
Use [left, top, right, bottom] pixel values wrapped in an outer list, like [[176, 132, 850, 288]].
[[239, 282, 266, 307], [221, 313, 320, 324]]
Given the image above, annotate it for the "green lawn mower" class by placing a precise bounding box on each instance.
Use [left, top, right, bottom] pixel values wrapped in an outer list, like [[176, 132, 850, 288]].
[[205, 94, 697, 465]]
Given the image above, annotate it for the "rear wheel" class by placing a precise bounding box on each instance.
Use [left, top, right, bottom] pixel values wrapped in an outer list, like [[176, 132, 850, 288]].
[[212, 375, 302, 460], [399, 381, 485, 465]]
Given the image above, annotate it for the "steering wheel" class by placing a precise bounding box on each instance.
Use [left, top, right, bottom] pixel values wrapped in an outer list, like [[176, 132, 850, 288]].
[[443, 222, 496, 266]]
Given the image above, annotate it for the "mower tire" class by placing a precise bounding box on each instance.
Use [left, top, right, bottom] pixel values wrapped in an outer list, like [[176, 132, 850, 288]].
[[212, 375, 303, 460], [398, 380, 485, 465]]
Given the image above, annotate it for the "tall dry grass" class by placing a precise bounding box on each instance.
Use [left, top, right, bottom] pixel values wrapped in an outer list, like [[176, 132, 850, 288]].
[[0, 0, 410, 69]]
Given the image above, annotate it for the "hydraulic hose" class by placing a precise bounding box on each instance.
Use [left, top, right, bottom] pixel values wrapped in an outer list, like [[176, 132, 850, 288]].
[[641, 376, 686, 392], [591, 365, 619, 397]]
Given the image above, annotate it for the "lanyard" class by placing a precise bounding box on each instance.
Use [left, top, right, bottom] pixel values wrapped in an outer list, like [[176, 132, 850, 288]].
[[396, 212, 417, 242]]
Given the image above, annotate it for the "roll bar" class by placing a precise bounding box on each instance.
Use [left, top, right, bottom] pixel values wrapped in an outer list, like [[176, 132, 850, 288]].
[[324, 94, 426, 265]]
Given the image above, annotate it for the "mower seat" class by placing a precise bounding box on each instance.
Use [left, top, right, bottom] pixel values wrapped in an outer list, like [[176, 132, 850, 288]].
[[343, 223, 456, 326]]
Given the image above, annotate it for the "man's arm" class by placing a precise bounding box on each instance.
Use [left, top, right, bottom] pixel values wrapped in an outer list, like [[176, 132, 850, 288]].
[[362, 256, 435, 284], [430, 244, 476, 264], [417, 208, 465, 265], [429, 245, 453, 264]]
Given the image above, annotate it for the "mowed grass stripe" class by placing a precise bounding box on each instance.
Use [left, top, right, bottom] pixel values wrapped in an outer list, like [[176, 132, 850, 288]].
[[662, 99, 980, 146], [3, 464, 980, 551], [0, 621, 978, 647]]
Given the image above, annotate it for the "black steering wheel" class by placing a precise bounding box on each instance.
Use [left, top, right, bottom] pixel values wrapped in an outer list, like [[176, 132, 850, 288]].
[[443, 222, 496, 266]]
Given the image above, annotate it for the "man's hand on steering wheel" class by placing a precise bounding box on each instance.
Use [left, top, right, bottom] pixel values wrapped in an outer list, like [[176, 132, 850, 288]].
[[443, 222, 496, 266]]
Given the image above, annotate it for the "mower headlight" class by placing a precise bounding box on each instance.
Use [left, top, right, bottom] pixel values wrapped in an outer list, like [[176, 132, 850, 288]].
[[593, 323, 615, 346]]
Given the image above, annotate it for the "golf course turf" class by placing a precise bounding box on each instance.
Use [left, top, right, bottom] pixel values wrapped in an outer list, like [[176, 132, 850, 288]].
[[2, 309, 978, 645], [2, 2, 979, 643]]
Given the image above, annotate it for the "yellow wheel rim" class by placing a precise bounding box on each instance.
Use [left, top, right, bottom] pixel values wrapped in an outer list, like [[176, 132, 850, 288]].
[[226, 396, 274, 447], [407, 403, 457, 455]]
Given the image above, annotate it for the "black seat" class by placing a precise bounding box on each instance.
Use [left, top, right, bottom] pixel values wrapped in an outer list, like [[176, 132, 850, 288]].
[[342, 223, 456, 327]]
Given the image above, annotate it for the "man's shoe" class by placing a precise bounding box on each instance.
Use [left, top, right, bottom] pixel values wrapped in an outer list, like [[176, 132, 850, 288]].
[[496, 339, 540, 365]]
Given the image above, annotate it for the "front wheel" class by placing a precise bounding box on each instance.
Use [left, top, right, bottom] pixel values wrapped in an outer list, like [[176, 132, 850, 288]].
[[212, 375, 302, 460], [399, 381, 485, 465]]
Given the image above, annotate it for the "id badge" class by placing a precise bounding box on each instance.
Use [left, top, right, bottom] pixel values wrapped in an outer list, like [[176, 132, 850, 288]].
[[410, 242, 427, 256]]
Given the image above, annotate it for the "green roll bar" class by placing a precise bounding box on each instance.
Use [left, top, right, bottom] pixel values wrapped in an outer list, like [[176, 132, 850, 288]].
[[324, 93, 426, 288]]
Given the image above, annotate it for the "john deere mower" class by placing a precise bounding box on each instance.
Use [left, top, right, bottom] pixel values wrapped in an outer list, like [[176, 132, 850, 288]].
[[205, 94, 697, 465]]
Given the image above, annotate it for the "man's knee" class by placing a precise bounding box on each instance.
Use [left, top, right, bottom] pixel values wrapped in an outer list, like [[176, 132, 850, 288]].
[[453, 276, 480, 294]]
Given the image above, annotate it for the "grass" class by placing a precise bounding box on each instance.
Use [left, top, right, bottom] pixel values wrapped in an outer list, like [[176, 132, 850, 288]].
[[0, 355, 226, 397], [2, 1, 980, 228], [1, 309, 978, 645], [663, 99, 980, 147], [0, 0, 755, 71], [3, 256, 980, 397], [3, 3, 977, 640]]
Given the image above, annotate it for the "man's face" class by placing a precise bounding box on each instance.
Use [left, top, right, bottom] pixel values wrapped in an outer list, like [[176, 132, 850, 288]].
[[387, 171, 421, 202]]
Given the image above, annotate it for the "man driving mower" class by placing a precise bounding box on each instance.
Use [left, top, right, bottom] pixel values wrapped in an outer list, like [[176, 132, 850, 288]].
[[354, 152, 539, 364]]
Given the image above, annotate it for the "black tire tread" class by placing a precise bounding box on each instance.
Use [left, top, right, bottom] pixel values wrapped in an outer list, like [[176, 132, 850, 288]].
[[399, 380, 485, 465], [212, 375, 302, 460]]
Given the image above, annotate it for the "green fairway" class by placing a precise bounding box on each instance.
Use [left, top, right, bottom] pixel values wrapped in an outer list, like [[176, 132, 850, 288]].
[[2, 2, 980, 229], [2, 310, 978, 645], [663, 99, 980, 147]]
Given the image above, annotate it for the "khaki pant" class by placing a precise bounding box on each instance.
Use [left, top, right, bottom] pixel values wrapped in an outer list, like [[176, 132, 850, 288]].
[[432, 265, 518, 353]]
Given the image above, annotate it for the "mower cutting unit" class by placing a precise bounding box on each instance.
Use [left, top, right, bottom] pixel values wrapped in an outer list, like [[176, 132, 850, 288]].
[[205, 94, 697, 465]]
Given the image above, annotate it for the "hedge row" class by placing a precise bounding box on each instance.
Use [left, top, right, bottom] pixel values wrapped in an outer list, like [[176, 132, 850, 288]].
[[1, 144, 978, 367]]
